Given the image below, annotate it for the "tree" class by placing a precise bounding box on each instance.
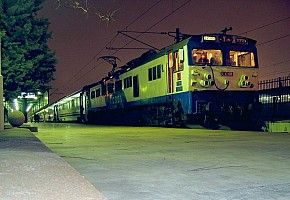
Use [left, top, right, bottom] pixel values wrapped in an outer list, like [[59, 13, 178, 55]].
[[0, 0, 57, 101]]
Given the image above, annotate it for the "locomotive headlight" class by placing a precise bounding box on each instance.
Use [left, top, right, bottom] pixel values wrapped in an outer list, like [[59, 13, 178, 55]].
[[199, 80, 209, 87], [224, 80, 229, 85], [191, 70, 199, 76], [241, 75, 249, 80], [204, 73, 212, 80], [238, 81, 246, 88]]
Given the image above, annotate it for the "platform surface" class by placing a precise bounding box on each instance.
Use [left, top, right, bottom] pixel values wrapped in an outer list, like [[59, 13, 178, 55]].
[[0, 128, 107, 200]]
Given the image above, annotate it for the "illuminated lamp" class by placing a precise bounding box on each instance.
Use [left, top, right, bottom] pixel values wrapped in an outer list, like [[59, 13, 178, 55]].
[[204, 73, 212, 80], [202, 36, 216, 42], [199, 80, 209, 87], [238, 81, 246, 88], [191, 70, 199, 76], [241, 75, 249, 80], [191, 80, 197, 86], [13, 99, 19, 110]]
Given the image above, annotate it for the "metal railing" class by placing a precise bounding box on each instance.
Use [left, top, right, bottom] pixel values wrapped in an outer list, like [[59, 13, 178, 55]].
[[258, 75, 290, 121]]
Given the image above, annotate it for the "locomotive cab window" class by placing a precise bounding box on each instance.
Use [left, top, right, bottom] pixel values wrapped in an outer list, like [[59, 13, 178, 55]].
[[228, 51, 255, 67], [192, 49, 222, 66]]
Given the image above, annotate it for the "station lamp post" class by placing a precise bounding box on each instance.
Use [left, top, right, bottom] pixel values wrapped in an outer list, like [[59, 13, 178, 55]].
[[0, 31, 5, 131]]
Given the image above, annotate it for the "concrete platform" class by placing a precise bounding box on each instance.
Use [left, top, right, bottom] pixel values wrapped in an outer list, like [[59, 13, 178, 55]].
[[0, 128, 107, 200], [34, 123, 290, 200]]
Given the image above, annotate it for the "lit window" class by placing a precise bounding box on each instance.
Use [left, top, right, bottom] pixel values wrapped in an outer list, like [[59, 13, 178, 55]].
[[192, 49, 222, 66], [229, 51, 255, 67]]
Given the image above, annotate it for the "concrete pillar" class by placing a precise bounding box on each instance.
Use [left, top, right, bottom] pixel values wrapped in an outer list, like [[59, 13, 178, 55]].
[[0, 75, 4, 130], [0, 34, 4, 131]]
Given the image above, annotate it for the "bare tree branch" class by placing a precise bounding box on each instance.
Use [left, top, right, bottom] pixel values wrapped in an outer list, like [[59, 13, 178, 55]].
[[95, 8, 120, 21], [55, 0, 120, 22]]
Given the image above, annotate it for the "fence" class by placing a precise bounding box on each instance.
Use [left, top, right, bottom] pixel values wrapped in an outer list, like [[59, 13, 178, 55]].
[[258, 76, 290, 121]]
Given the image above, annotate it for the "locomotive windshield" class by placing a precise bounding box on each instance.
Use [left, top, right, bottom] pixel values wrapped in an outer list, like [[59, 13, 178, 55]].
[[192, 49, 222, 66], [188, 34, 258, 67], [227, 51, 255, 67], [191, 49, 255, 67]]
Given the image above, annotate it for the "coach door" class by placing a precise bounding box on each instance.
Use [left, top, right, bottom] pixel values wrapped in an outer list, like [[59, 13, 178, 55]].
[[80, 92, 87, 122], [133, 75, 139, 97], [168, 51, 174, 93]]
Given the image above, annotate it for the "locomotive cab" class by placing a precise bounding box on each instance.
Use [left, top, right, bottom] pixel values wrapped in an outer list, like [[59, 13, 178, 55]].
[[180, 34, 260, 129]]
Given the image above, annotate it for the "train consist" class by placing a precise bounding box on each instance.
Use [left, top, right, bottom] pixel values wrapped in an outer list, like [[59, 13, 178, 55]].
[[35, 31, 261, 129]]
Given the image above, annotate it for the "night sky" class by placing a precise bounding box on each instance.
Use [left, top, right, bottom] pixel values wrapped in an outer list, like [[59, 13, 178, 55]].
[[40, 0, 290, 103]]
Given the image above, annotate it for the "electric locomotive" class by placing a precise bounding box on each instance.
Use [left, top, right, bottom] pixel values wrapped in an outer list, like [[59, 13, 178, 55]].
[[85, 32, 260, 129]]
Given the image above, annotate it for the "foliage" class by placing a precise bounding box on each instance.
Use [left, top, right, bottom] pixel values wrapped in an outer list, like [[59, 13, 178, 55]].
[[0, 0, 57, 100], [8, 110, 25, 127]]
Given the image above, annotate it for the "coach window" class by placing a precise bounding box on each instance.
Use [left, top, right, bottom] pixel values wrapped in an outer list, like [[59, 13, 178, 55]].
[[148, 68, 153, 81], [72, 99, 75, 107], [90, 90, 96, 99], [148, 65, 162, 81], [75, 97, 80, 107], [157, 64, 162, 79], [124, 76, 132, 89], [96, 88, 101, 97], [152, 66, 157, 80]]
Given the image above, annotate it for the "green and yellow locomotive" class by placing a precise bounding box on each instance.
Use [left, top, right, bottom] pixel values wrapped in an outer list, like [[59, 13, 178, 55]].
[[86, 32, 259, 129], [37, 31, 260, 130]]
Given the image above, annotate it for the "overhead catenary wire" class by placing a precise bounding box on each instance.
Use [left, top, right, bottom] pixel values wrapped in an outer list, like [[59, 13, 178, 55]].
[[111, 0, 192, 52], [57, 0, 192, 96], [238, 16, 290, 35], [257, 33, 290, 46], [50, 0, 163, 97], [260, 68, 290, 78], [261, 59, 290, 69]]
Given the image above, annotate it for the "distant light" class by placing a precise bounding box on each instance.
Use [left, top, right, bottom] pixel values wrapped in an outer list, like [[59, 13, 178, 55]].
[[13, 99, 19, 110], [18, 92, 36, 99], [203, 36, 216, 41], [26, 103, 33, 112]]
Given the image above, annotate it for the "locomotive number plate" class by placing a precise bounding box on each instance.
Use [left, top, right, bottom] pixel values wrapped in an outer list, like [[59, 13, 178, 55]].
[[220, 72, 233, 76]]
